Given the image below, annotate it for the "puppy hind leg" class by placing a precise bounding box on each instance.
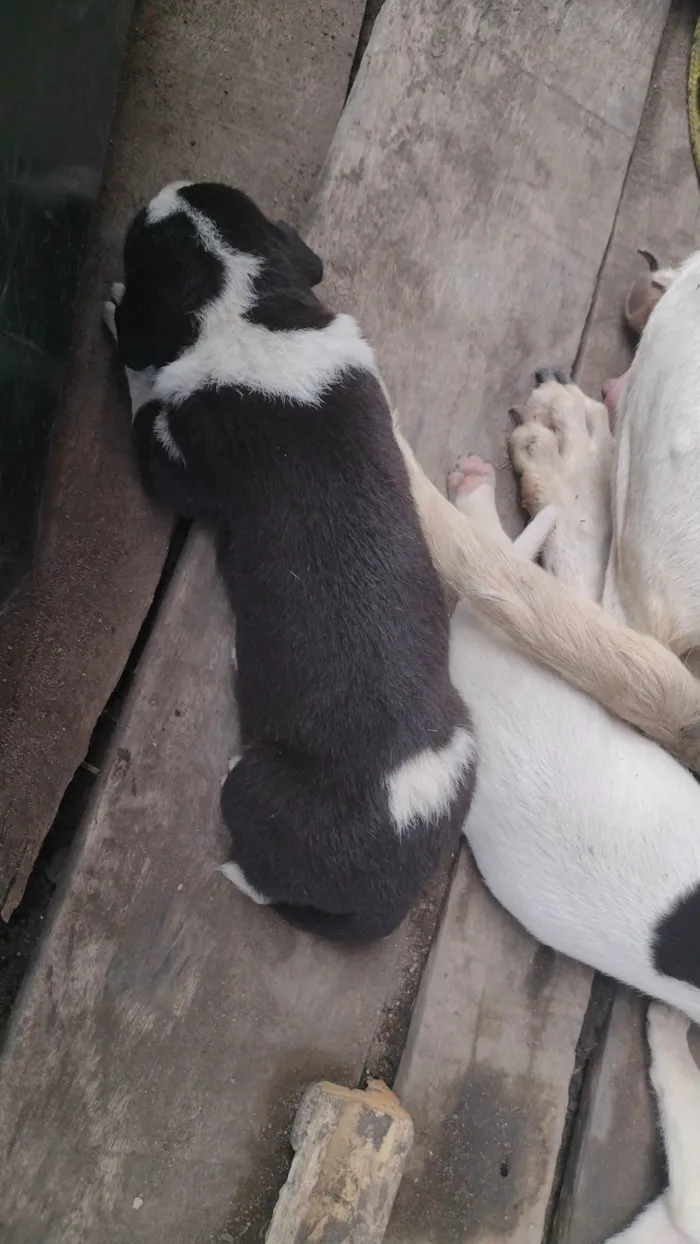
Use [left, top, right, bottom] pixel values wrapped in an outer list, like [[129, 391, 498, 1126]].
[[447, 456, 508, 540], [446, 454, 556, 560], [219, 860, 272, 906], [396, 423, 700, 767], [218, 753, 272, 906], [101, 282, 124, 340]]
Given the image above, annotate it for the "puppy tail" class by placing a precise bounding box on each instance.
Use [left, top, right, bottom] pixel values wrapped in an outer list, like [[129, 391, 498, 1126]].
[[397, 430, 700, 770]]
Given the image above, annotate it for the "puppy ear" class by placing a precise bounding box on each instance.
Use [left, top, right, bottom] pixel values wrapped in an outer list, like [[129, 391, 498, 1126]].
[[275, 220, 324, 287]]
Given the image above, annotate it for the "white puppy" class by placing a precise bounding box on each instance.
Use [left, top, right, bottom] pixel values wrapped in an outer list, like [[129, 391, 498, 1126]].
[[448, 250, 700, 1241]]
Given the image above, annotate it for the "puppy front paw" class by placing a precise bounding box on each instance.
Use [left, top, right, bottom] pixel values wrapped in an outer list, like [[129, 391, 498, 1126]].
[[218, 860, 272, 906], [102, 282, 125, 342], [102, 301, 118, 341]]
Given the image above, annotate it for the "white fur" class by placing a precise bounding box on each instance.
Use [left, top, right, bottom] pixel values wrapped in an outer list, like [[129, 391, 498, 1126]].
[[606, 1198, 684, 1244], [445, 258, 700, 1237], [144, 184, 378, 408], [448, 261, 700, 1021], [145, 180, 193, 222], [608, 1004, 700, 1243], [153, 410, 185, 463], [646, 1004, 700, 1242], [156, 305, 377, 409], [607, 251, 700, 653], [387, 726, 476, 835], [218, 861, 271, 906]]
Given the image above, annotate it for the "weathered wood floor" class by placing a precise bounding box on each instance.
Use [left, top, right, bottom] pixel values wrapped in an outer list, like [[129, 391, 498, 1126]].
[[1, 1, 699, 1241]]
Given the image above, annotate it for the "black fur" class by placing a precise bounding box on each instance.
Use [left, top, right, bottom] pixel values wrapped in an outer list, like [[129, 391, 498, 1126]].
[[111, 182, 476, 943], [653, 885, 700, 989]]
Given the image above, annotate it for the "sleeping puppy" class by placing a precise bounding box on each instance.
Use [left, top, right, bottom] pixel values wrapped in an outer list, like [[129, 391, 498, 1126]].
[[103, 180, 475, 944]]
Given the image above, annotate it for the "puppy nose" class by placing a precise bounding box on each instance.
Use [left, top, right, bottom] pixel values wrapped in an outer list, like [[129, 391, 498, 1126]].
[[601, 379, 612, 399]]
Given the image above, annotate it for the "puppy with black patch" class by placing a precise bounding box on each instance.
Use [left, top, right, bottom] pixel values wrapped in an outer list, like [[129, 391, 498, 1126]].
[[104, 180, 475, 944]]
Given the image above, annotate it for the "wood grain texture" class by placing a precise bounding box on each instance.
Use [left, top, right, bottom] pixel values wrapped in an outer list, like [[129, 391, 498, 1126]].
[[307, 0, 671, 535], [553, 5, 700, 1240], [0, 533, 430, 1244], [576, 0, 700, 398], [552, 991, 664, 1244], [387, 855, 593, 1244]]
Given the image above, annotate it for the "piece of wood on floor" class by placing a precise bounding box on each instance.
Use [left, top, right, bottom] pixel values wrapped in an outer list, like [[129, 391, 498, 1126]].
[[266, 1079, 414, 1243], [550, 5, 700, 1240]]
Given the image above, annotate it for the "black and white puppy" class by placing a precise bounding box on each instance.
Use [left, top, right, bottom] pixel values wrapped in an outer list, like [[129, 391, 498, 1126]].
[[104, 180, 475, 943]]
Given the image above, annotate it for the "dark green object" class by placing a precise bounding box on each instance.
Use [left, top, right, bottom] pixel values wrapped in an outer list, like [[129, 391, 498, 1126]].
[[0, 0, 134, 609]]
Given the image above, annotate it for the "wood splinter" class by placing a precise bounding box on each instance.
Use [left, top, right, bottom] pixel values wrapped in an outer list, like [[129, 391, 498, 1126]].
[[265, 1078, 414, 1243]]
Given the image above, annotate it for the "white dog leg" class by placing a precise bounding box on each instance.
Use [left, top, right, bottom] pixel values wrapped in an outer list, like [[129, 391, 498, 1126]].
[[101, 281, 125, 340], [219, 754, 272, 906], [446, 456, 556, 561], [647, 1003, 700, 1243], [218, 860, 272, 906]]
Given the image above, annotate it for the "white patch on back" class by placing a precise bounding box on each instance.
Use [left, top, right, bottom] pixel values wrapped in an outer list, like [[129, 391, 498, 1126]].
[[387, 726, 475, 835], [144, 184, 378, 407], [219, 861, 272, 906]]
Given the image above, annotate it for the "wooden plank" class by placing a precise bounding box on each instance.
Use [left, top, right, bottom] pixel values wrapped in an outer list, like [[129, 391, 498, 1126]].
[[387, 855, 593, 1244], [0, 1, 674, 1241], [309, 0, 671, 534], [0, 0, 367, 916], [0, 533, 436, 1244], [577, 0, 700, 398], [552, 990, 664, 1244], [304, 0, 671, 1238], [551, 4, 700, 1240]]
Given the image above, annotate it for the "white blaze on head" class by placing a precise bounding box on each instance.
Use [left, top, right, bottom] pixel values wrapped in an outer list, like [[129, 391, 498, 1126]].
[[146, 181, 194, 223]]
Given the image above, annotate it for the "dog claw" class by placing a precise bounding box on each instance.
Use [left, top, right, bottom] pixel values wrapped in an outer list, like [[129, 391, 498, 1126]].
[[535, 366, 571, 387], [534, 367, 556, 385], [637, 247, 661, 273]]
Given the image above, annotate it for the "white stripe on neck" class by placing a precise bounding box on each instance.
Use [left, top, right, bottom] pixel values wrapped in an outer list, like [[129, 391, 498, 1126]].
[[146, 183, 378, 407]]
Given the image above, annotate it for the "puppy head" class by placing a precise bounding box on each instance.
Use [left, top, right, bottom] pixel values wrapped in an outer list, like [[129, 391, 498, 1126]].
[[115, 181, 327, 370]]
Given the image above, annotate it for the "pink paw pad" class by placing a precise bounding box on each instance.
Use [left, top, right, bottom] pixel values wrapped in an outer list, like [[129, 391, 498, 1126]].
[[447, 456, 495, 502]]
